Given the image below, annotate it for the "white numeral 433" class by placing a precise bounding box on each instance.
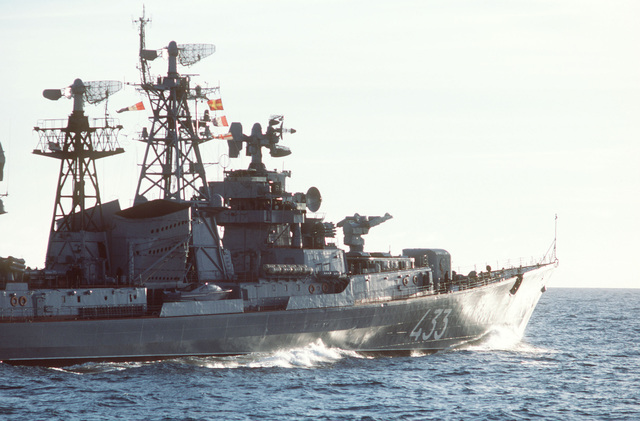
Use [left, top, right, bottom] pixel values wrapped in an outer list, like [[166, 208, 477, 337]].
[[409, 308, 452, 341]]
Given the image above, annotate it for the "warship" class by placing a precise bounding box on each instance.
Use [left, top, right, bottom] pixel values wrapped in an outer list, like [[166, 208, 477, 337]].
[[0, 16, 557, 366]]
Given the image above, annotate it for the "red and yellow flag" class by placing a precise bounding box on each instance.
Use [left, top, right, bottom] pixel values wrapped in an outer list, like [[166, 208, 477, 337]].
[[207, 98, 224, 111]]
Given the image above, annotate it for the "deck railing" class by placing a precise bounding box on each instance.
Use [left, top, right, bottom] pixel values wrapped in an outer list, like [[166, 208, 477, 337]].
[[357, 262, 551, 305]]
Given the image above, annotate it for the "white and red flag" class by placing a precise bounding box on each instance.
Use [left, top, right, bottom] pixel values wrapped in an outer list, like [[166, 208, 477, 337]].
[[212, 116, 228, 127], [117, 101, 145, 113]]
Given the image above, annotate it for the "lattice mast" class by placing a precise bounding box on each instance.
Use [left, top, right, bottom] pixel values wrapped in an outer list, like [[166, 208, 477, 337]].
[[134, 33, 215, 205], [34, 79, 123, 273], [35, 79, 123, 233], [131, 17, 233, 283]]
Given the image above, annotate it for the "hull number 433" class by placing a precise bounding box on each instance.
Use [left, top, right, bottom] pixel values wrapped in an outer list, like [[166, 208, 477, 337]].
[[409, 309, 452, 342]]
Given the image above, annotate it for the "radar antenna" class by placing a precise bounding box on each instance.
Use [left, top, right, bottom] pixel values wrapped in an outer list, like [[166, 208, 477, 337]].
[[140, 43, 216, 68], [176, 44, 216, 67], [43, 79, 122, 111], [83, 80, 123, 104], [34, 78, 124, 273]]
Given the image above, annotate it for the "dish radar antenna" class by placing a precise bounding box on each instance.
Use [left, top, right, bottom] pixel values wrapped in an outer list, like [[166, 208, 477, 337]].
[[34, 78, 124, 275]]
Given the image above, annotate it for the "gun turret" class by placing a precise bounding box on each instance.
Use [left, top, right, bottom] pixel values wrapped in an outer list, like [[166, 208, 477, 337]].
[[337, 213, 393, 254]]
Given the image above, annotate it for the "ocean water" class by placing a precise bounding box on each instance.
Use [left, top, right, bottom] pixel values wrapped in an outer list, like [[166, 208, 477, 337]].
[[0, 288, 638, 420]]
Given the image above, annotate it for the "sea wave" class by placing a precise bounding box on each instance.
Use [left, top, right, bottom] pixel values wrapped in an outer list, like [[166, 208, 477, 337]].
[[51, 340, 366, 374], [458, 325, 554, 355], [53, 360, 156, 375], [182, 340, 365, 369]]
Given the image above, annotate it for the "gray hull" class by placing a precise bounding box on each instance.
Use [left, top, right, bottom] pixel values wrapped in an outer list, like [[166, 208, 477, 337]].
[[0, 265, 552, 365]]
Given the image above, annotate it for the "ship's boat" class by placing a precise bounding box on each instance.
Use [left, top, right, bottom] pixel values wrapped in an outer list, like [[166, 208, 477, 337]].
[[0, 14, 557, 366]]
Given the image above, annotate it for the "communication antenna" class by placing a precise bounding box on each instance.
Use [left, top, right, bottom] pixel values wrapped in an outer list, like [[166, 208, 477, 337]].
[[34, 78, 124, 272], [134, 7, 152, 85], [552, 214, 558, 263], [43, 79, 122, 110]]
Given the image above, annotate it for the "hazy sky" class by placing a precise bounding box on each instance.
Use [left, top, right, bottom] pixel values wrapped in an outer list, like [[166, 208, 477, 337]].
[[0, 0, 638, 288]]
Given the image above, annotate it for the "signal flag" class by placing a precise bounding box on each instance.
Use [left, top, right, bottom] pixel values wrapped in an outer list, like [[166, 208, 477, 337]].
[[207, 99, 224, 111], [212, 116, 229, 127], [213, 133, 233, 140], [117, 101, 145, 113]]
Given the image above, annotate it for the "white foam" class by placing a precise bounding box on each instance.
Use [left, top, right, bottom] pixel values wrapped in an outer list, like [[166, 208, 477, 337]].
[[43, 340, 363, 373], [194, 339, 364, 369], [467, 326, 524, 351], [457, 325, 556, 356], [55, 360, 152, 375]]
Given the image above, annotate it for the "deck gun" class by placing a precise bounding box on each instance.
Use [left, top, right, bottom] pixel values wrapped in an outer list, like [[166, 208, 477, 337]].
[[337, 213, 393, 255]]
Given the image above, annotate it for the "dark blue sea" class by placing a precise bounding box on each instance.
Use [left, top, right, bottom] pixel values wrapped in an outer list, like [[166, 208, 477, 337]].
[[0, 288, 638, 420]]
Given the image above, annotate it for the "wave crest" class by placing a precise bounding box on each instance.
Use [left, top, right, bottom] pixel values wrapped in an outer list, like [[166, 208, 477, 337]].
[[460, 326, 551, 354], [188, 340, 363, 369]]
